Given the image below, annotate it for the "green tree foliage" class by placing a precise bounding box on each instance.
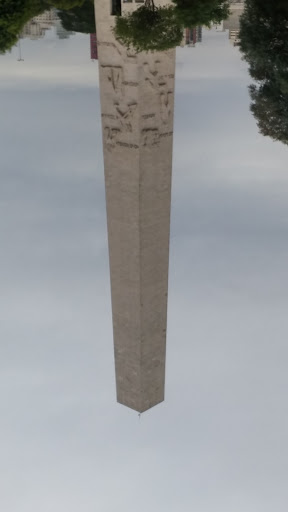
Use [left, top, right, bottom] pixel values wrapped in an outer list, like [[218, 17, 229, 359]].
[[114, 0, 230, 53], [239, 0, 288, 144], [57, 0, 95, 33], [0, 0, 50, 53], [46, 0, 84, 8], [173, 0, 230, 28], [0, 0, 95, 54], [113, 2, 183, 52], [249, 81, 288, 145]]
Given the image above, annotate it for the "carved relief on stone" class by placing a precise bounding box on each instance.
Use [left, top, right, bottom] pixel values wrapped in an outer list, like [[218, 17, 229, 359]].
[[125, 48, 137, 62], [141, 128, 160, 147], [160, 91, 173, 124], [100, 57, 139, 149], [101, 65, 124, 98], [143, 60, 161, 91], [97, 40, 122, 56], [122, 81, 138, 87], [115, 101, 138, 133], [102, 101, 138, 149], [104, 126, 121, 150], [100, 52, 175, 151], [142, 58, 174, 130], [97, 39, 139, 65], [102, 97, 138, 149], [142, 113, 155, 120], [143, 60, 174, 90], [159, 131, 173, 139]]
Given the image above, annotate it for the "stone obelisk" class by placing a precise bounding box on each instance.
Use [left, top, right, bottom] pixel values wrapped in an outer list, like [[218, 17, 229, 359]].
[[94, 0, 175, 412]]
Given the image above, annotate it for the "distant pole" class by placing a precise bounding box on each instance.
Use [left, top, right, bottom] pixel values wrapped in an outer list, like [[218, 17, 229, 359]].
[[17, 40, 24, 61]]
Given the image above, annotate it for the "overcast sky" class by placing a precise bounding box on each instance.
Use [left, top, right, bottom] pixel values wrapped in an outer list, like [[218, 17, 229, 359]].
[[1, 27, 288, 512]]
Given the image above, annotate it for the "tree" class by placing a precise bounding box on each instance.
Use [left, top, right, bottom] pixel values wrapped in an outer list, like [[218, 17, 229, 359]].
[[173, 0, 230, 28], [46, 0, 84, 8], [239, 0, 288, 144], [239, 0, 288, 76], [113, 0, 231, 52], [0, 0, 95, 54], [249, 81, 288, 145], [57, 0, 95, 33], [0, 0, 49, 53], [113, 1, 183, 52]]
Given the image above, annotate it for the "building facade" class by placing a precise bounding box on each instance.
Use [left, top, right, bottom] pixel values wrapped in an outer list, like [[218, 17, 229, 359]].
[[90, 33, 98, 60], [185, 26, 202, 46], [94, 0, 175, 412], [21, 9, 73, 41], [21, 9, 58, 40], [224, 1, 245, 46]]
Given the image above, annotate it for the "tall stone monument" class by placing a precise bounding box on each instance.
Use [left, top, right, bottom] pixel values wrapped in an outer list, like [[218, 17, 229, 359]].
[[94, 0, 175, 412]]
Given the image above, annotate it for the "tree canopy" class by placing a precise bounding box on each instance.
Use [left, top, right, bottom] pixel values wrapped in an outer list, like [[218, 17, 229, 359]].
[[46, 0, 84, 8], [114, 0, 230, 53], [1, 0, 231, 55], [0, 0, 95, 54], [239, 0, 288, 145], [0, 0, 50, 53], [113, 2, 183, 52], [249, 81, 288, 145], [57, 0, 95, 33], [173, 0, 230, 28]]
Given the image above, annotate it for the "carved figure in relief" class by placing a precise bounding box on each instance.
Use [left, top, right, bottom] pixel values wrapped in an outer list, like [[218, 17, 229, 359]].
[[97, 41, 121, 52], [142, 58, 174, 128], [100, 60, 138, 148], [115, 101, 138, 133], [142, 113, 155, 120], [141, 128, 160, 146], [104, 126, 121, 149], [143, 60, 162, 91], [100, 53, 174, 150], [126, 48, 137, 61], [111, 40, 137, 62], [103, 99, 138, 149], [160, 91, 173, 124], [101, 65, 124, 97], [144, 60, 160, 76]]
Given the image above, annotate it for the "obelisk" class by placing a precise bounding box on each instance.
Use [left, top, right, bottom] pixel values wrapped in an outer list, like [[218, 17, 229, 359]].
[[94, 0, 175, 412]]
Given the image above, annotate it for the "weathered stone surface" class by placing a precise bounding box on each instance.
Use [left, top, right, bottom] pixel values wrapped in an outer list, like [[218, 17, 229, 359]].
[[94, 0, 175, 412]]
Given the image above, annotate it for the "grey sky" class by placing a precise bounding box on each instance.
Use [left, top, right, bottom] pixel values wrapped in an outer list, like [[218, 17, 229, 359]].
[[1, 28, 288, 512]]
